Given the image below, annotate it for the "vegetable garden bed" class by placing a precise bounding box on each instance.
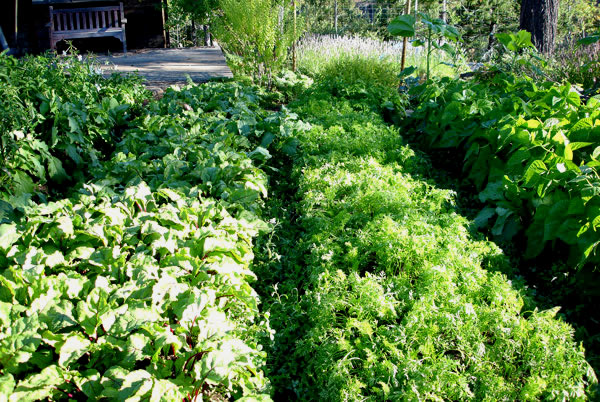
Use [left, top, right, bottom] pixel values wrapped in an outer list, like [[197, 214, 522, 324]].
[[0, 54, 597, 400]]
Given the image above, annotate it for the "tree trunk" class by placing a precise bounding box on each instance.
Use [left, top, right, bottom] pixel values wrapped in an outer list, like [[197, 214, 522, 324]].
[[520, 0, 559, 55]]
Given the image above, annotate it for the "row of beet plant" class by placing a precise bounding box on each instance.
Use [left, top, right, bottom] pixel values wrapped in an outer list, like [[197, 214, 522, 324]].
[[257, 74, 597, 400], [0, 53, 149, 202], [0, 79, 276, 400]]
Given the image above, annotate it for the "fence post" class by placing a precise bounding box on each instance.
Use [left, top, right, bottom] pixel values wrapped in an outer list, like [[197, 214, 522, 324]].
[[442, 0, 447, 23], [334, 0, 338, 35], [292, 0, 297, 71], [401, 0, 412, 71]]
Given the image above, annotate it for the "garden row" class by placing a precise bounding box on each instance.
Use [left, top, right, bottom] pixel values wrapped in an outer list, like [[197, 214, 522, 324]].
[[0, 55, 149, 202], [405, 71, 600, 368], [0, 62, 276, 399], [0, 53, 598, 400], [255, 75, 598, 399]]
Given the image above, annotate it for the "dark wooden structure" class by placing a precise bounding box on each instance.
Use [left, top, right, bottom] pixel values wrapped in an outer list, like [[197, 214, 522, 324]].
[[0, 0, 164, 55], [49, 3, 127, 53]]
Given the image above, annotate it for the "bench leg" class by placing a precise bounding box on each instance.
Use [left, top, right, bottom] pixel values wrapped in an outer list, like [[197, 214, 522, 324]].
[[122, 35, 127, 54]]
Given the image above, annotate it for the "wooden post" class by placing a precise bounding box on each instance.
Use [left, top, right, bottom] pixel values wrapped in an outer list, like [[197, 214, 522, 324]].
[[442, 0, 447, 23], [14, 0, 18, 48], [292, 0, 297, 71], [161, 0, 170, 48], [400, 0, 411, 71], [334, 0, 338, 36]]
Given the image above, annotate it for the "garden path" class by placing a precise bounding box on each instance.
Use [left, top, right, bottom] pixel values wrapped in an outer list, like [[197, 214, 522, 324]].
[[94, 47, 233, 94]]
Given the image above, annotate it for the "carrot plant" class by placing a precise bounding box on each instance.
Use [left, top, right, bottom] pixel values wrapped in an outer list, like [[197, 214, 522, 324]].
[[253, 71, 597, 400]]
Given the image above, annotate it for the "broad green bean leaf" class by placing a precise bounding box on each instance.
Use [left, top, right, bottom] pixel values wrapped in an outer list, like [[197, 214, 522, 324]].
[[58, 334, 91, 367], [479, 182, 504, 203], [577, 34, 600, 46], [558, 219, 582, 245], [66, 144, 83, 165], [0, 224, 19, 251], [47, 157, 69, 183], [523, 160, 547, 186], [474, 207, 496, 228]]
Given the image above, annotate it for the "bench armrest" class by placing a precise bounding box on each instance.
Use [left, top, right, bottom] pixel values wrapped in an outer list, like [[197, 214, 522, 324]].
[[121, 18, 127, 23]]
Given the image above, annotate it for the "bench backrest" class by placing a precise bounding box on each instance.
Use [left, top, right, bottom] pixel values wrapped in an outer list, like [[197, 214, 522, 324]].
[[50, 4, 125, 33]]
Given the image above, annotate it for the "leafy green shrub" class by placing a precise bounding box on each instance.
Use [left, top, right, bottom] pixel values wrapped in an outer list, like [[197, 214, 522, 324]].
[[319, 55, 400, 88], [213, 0, 302, 86], [0, 53, 149, 202], [549, 44, 600, 95], [408, 73, 600, 267]]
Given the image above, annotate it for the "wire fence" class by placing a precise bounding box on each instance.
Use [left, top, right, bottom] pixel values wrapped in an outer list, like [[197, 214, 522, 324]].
[[165, 2, 411, 48], [300, 3, 407, 37]]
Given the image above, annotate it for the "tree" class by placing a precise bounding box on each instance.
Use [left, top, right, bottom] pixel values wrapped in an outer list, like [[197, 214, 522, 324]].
[[520, 0, 559, 55]]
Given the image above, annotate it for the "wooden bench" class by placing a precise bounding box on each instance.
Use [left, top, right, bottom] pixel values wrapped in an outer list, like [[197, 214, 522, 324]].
[[49, 3, 127, 54]]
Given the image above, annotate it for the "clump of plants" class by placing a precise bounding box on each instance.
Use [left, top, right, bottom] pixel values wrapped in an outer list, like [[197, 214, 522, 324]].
[[0, 80, 276, 401], [212, 0, 302, 86], [254, 63, 597, 400], [0, 53, 149, 203], [295, 34, 404, 77]]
